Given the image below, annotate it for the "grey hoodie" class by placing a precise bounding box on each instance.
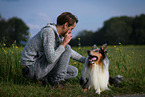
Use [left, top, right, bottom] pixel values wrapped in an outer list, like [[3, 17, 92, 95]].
[[21, 23, 86, 79]]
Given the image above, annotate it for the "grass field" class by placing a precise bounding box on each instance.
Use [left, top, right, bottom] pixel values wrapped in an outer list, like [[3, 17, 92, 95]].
[[0, 44, 145, 97]]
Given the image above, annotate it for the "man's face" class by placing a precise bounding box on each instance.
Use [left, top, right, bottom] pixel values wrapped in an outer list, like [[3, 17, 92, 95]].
[[62, 22, 76, 36]]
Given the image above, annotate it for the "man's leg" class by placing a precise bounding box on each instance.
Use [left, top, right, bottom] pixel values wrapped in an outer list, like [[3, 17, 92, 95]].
[[48, 45, 74, 83], [65, 65, 78, 80]]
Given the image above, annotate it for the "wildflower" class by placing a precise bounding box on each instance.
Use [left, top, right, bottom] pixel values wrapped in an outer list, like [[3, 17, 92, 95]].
[[4, 50, 8, 54], [16, 46, 18, 49], [74, 62, 77, 65], [115, 66, 117, 69], [4, 49, 6, 53], [120, 49, 123, 52], [78, 37, 81, 49], [127, 55, 131, 58], [116, 48, 119, 50], [119, 42, 121, 45], [114, 46, 116, 47], [12, 44, 14, 48], [3, 43, 6, 46]]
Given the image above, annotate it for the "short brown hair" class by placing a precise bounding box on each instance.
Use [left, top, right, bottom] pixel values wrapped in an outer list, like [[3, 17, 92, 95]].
[[57, 12, 78, 27]]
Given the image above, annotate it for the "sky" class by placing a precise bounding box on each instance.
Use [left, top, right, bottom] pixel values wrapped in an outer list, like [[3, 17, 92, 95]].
[[0, 0, 145, 38]]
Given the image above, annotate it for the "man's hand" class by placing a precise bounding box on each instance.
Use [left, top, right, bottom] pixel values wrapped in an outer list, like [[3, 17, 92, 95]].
[[61, 30, 72, 47]]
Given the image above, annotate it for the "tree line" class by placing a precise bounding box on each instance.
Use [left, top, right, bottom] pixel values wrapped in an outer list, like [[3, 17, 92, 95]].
[[70, 14, 145, 46], [0, 14, 29, 47], [0, 14, 145, 47]]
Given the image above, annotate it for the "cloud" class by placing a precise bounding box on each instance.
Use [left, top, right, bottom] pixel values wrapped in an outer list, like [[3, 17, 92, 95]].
[[28, 24, 41, 29], [38, 13, 54, 22]]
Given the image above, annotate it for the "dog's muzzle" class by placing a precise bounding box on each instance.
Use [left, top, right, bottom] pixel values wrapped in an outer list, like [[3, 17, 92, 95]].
[[87, 50, 98, 64]]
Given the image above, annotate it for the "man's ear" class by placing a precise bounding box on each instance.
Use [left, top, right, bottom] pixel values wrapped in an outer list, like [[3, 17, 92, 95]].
[[63, 22, 69, 29]]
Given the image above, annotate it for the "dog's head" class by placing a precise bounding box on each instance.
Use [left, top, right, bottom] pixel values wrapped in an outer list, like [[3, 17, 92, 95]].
[[87, 43, 107, 64]]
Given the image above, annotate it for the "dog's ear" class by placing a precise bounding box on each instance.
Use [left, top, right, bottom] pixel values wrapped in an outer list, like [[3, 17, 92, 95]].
[[92, 44, 97, 50], [102, 43, 107, 51]]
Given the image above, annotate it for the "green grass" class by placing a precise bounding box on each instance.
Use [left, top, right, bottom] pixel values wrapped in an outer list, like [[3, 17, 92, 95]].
[[0, 45, 145, 97]]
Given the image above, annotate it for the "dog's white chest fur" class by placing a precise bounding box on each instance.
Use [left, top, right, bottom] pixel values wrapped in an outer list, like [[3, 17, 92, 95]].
[[89, 63, 109, 90], [82, 56, 110, 94]]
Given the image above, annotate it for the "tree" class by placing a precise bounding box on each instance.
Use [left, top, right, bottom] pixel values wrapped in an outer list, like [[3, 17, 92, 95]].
[[130, 14, 145, 44], [0, 16, 29, 46], [70, 14, 145, 46], [0, 16, 7, 44], [101, 17, 133, 45], [70, 30, 94, 46]]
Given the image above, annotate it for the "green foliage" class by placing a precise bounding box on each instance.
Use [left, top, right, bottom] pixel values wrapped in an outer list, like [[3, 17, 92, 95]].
[[0, 45, 145, 96], [101, 16, 133, 44], [70, 14, 145, 46], [131, 14, 145, 44], [0, 15, 29, 46], [70, 30, 94, 46], [0, 46, 27, 84]]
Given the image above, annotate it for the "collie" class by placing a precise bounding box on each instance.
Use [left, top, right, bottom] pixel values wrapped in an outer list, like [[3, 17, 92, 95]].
[[80, 43, 110, 94]]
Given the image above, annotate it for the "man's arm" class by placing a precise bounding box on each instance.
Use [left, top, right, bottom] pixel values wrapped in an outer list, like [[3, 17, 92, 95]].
[[71, 49, 86, 63], [42, 28, 65, 64]]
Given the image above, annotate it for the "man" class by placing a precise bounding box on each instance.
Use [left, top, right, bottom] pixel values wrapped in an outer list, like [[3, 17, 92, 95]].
[[21, 12, 86, 87]]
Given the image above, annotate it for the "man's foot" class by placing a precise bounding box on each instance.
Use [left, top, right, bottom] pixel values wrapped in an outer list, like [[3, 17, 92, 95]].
[[50, 81, 64, 89], [35, 77, 49, 87]]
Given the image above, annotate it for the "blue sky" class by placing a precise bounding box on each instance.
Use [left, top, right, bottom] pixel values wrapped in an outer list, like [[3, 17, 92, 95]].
[[0, 0, 145, 37]]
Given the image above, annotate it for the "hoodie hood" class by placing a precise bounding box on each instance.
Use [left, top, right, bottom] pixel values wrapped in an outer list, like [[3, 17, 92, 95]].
[[46, 23, 59, 36], [44, 23, 64, 42]]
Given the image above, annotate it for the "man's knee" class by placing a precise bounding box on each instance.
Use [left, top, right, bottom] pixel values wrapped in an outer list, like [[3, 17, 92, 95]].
[[73, 67, 78, 78], [70, 66, 78, 78]]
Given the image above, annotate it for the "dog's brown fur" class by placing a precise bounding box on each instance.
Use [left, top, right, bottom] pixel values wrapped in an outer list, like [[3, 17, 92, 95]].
[[89, 51, 104, 69]]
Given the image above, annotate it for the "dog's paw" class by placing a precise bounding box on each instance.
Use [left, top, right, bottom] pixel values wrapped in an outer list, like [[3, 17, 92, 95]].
[[95, 89, 102, 94], [82, 88, 88, 93], [108, 84, 112, 87]]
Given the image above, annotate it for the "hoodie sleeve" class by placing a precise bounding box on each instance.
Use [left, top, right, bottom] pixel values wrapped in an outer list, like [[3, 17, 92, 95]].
[[71, 49, 86, 63], [42, 28, 65, 64]]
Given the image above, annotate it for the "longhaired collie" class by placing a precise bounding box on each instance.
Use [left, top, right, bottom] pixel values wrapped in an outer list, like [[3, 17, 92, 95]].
[[80, 43, 110, 94]]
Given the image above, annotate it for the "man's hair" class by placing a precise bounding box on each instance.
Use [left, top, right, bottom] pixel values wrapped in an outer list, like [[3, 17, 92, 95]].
[[57, 12, 78, 27]]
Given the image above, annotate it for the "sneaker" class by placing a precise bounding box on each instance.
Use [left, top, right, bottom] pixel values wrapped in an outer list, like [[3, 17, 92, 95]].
[[35, 77, 49, 87], [50, 81, 64, 89]]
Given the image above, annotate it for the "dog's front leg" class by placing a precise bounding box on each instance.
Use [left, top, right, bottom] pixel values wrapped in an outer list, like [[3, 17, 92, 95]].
[[95, 88, 102, 94]]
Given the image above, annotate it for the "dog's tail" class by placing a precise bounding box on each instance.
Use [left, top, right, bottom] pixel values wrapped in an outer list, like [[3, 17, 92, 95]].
[[109, 75, 124, 87]]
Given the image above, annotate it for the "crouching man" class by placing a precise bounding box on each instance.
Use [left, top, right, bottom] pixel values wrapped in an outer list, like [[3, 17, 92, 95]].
[[20, 12, 86, 88]]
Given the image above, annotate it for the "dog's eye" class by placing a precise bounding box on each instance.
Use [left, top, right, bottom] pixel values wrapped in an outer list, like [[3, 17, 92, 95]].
[[93, 49, 99, 52]]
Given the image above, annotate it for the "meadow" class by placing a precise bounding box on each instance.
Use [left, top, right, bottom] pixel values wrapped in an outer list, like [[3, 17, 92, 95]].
[[0, 43, 145, 97]]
